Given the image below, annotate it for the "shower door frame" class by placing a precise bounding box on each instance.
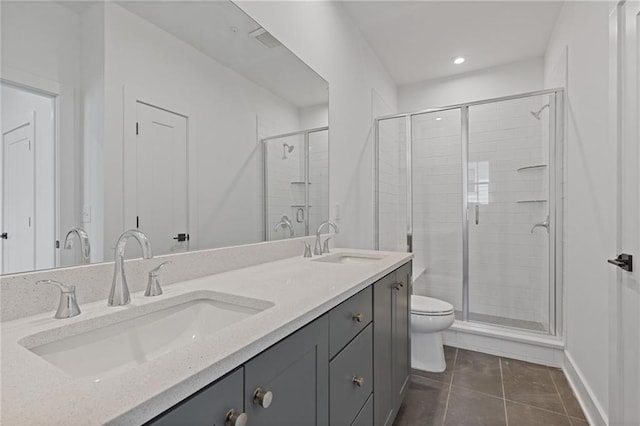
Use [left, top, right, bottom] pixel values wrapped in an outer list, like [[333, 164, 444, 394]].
[[262, 126, 329, 240], [374, 88, 565, 336]]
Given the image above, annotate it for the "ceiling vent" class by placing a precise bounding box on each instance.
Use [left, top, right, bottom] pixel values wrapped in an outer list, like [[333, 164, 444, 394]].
[[249, 27, 281, 49]]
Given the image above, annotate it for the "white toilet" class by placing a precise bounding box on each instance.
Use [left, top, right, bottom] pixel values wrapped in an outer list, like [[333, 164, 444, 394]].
[[410, 295, 455, 373]]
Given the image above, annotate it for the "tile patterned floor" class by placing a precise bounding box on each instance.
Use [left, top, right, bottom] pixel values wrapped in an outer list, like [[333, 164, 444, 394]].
[[394, 347, 588, 426]]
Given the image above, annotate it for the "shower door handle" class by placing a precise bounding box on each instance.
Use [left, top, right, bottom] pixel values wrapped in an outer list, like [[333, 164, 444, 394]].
[[475, 205, 479, 225]]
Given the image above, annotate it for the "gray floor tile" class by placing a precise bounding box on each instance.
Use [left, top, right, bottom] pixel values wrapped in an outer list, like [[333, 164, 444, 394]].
[[393, 375, 449, 426], [549, 368, 586, 420], [569, 416, 589, 425], [501, 358, 565, 415], [451, 349, 503, 397], [505, 401, 571, 426], [444, 387, 506, 426], [412, 346, 457, 384]]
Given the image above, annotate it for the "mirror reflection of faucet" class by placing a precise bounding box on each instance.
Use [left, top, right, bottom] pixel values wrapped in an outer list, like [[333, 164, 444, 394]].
[[274, 216, 295, 238], [64, 227, 91, 264]]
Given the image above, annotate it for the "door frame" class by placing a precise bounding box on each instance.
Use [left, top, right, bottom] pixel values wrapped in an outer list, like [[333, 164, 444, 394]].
[[1, 76, 60, 270], [123, 85, 195, 249], [608, 1, 640, 424]]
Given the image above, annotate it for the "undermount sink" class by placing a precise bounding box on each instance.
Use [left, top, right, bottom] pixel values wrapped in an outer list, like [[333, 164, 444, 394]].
[[21, 291, 273, 380], [313, 252, 387, 265]]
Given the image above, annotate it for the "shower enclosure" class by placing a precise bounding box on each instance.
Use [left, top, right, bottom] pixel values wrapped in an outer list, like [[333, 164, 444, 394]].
[[263, 127, 329, 240], [375, 89, 563, 336]]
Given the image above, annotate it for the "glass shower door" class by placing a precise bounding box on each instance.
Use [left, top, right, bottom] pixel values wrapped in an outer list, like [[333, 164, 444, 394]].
[[467, 94, 554, 333], [410, 109, 463, 315]]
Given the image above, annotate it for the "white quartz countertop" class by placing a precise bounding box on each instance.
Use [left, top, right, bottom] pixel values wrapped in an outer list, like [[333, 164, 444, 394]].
[[1, 248, 412, 425]]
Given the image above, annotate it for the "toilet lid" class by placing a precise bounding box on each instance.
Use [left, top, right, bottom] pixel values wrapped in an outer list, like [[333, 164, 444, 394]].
[[411, 295, 454, 315]]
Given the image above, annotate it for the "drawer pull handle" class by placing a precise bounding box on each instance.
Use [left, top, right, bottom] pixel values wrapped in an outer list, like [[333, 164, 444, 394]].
[[352, 312, 363, 322], [352, 376, 364, 387], [253, 387, 273, 408], [225, 409, 248, 426], [393, 282, 404, 291]]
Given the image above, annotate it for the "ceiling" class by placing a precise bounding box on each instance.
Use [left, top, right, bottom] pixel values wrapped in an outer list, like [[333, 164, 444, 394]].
[[58, 1, 328, 108], [343, 1, 564, 86]]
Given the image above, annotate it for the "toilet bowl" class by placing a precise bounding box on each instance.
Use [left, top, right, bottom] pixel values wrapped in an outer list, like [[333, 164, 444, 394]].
[[411, 295, 455, 373]]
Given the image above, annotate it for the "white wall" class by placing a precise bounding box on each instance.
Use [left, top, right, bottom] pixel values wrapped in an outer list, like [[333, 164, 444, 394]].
[[399, 57, 544, 112], [235, 1, 398, 249], [101, 3, 302, 258], [544, 1, 614, 421]]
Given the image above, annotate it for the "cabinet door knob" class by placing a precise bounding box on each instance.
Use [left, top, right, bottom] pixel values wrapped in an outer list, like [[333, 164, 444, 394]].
[[253, 387, 273, 408], [393, 282, 404, 291], [225, 409, 248, 426], [352, 312, 363, 322], [352, 376, 364, 387]]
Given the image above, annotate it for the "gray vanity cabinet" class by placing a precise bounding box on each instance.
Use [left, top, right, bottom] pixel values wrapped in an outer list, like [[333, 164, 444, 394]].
[[373, 261, 412, 426], [149, 367, 244, 426], [244, 315, 329, 426], [147, 261, 411, 426]]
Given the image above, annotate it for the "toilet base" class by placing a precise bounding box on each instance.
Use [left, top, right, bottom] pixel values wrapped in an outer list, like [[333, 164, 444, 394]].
[[411, 330, 446, 373]]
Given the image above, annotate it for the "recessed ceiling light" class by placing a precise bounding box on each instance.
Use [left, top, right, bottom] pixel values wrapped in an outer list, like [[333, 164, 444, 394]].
[[453, 57, 465, 65], [435, 117, 442, 121]]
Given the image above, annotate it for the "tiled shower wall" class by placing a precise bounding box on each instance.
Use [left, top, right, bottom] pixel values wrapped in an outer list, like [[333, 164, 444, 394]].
[[308, 130, 330, 234], [377, 117, 408, 252]]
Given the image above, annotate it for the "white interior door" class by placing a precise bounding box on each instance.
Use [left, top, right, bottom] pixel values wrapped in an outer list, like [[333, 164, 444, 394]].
[[134, 102, 188, 256], [2, 116, 35, 274], [609, 2, 640, 425]]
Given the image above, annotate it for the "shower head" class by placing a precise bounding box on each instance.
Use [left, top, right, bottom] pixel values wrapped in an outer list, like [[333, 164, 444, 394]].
[[530, 104, 550, 120], [282, 143, 295, 159]]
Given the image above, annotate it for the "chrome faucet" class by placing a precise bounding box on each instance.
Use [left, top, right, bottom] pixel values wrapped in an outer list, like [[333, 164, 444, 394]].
[[63, 227, 91, 264], [108, 229, 153, 306], [274, 215, 295, 238], [314, 220, 339, 255]]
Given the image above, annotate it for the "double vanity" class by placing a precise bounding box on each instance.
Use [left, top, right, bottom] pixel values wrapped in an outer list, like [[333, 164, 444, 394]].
[[1, 248, 412, 425]]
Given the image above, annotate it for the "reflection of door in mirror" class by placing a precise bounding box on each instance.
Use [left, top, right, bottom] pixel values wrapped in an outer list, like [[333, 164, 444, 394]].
[[1, 83, 56, 274], [127, 101, 189, 257]]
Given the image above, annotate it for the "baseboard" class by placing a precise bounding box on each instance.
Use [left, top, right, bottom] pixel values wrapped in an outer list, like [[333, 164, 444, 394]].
[[443, 320, 565, 367], [563, 351, 608, 426]]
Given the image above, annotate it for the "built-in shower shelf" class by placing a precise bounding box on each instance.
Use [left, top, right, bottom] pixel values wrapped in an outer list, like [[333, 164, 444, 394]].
[[517, 164, 547, 172], [516, 199, 547, 204], [290, 181, 312, 184], [291, 204, 312, 208]]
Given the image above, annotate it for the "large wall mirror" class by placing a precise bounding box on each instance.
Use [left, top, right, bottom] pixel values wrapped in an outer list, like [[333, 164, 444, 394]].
[[1, 0, 329, 275]]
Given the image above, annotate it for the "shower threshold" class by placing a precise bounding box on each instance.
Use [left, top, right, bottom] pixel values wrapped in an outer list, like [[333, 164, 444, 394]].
[[453, 310, 546, 333]]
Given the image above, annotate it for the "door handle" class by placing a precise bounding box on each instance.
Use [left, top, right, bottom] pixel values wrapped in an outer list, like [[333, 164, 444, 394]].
[[475, 205, 479, 225], [608, 254, 632, 272], [0, 232, 7, 239], [173, 233, 190, 242]]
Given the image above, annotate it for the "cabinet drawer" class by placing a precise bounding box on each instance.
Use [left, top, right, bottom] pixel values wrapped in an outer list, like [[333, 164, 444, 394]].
[[330, 323, 373, 426], [149, 367, 243, 426], [351, 393, 373, 426], [329, 286, 372, 358]]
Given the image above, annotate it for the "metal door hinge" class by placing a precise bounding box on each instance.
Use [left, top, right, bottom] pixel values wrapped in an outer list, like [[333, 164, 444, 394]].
[[608, 253, 633, 272]]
